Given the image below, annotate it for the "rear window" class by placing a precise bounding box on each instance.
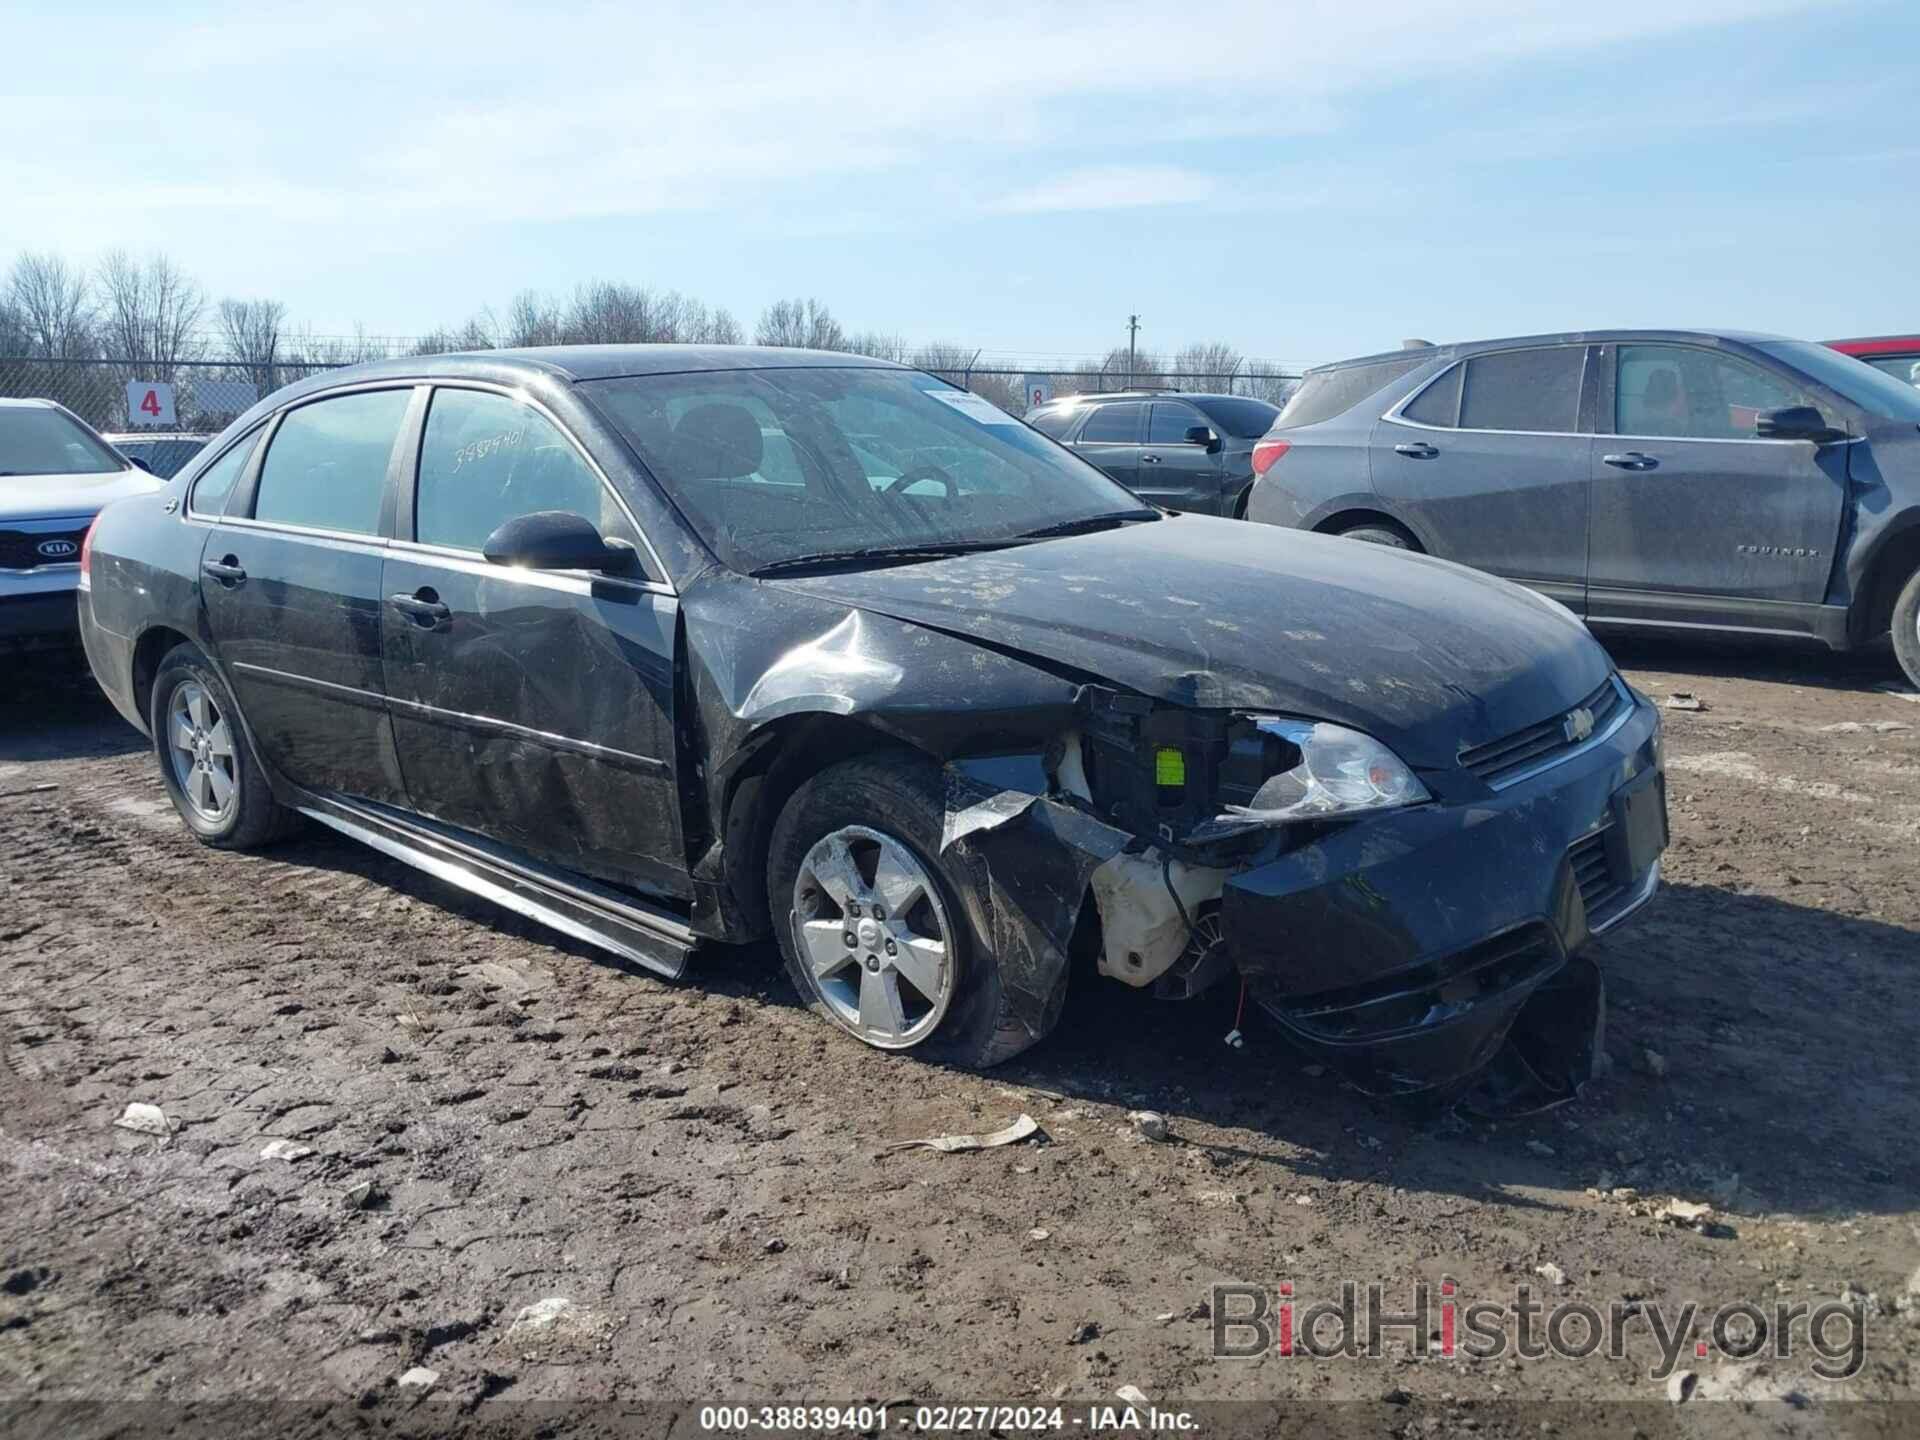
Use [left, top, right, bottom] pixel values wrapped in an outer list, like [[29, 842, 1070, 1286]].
[[1190, 396, 1280, 439], [1457, 347, 1585, 433], [1274, 356, 1426, 430]]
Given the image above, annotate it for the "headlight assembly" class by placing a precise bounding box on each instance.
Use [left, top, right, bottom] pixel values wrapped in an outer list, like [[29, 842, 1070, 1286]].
[[1222, 718, 1430, 824]]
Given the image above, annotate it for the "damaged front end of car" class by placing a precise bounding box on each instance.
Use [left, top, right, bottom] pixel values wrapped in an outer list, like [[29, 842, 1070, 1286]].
[[932, 675, 1664, 1116]]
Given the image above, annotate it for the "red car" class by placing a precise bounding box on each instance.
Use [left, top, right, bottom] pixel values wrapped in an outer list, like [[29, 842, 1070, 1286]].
[[1829, 334, 1920, 389]]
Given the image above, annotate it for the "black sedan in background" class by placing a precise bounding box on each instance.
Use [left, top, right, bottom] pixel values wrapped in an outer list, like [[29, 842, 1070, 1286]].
[[1024, 390, 1279, 515], [77, 346, 1664, 1111], [1244, 329, 1920, 688]]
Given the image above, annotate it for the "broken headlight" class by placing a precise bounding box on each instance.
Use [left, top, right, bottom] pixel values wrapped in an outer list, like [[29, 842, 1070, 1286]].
[[1223, 718, 1429, 823]]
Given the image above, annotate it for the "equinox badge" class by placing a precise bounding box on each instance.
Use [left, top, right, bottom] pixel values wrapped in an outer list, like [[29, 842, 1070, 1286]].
[[1562, 706, 1596, 744]]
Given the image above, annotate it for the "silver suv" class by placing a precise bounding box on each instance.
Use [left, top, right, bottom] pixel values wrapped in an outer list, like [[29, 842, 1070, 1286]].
[[1, 399, 162, 652]]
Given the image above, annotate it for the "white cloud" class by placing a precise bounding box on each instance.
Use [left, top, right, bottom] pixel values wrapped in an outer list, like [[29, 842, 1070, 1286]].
[[0, 0, 1823, 247]]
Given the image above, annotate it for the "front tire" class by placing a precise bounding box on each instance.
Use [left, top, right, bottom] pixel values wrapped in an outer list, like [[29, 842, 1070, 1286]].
[[149, 644, 299, 848], [767, 753, 1026, 1068], [1893, 568, 1920, 691]]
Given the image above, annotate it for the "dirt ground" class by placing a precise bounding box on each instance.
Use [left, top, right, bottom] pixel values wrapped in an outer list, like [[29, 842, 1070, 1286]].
[[2, 634, 1917, 1434]]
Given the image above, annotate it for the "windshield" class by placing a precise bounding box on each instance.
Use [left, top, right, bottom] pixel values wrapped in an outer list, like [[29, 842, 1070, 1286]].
[[1757, 341, 1920, 422], [585, 367, 1156, 573], [1861, 354, 1920, 389], [0, 406, 127, 477]]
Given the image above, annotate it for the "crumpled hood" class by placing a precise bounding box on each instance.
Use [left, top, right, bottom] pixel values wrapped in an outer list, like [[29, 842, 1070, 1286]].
[[768, 516, 1612, 768], [4, 468, 162, 522]]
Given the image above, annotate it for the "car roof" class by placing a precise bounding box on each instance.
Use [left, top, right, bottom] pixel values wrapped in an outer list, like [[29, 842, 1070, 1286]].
[[101, 432, 217, 442], [0, 397, 59, 409], [1305, 329, 1800, 375], [214, 345, 914, 439]]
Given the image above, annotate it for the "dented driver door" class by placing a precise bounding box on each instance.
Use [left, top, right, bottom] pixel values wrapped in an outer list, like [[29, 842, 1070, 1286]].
[[378, 384, 689, 902]]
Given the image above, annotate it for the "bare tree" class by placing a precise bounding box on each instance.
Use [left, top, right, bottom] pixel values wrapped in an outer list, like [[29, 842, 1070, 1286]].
[[755, 297, 847, 351], [5, 252, 95, 360], [215, 297, 286, 389], [96, 251, 206, 375], [1242, 359, 1299, 407], [847, 331, 911, 363], [1172, 341, 1242, 388]]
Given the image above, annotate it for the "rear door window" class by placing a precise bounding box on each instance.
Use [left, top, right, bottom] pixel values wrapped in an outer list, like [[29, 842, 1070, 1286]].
[[1077, 402, 1143, 443], [1457, 347, 1585, 433], [252, 390, 411, 535], [1616, 345, 1813, 439], [414, 388, 636, 552]]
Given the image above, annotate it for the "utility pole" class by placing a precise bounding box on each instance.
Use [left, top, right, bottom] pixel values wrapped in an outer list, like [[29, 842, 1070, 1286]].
[[1126, 313, 1140, 389]]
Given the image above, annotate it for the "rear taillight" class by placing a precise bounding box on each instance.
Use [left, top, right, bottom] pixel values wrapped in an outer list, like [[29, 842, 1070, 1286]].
[[1251, 437, 1291, 477], [78, 520, 95, 589]]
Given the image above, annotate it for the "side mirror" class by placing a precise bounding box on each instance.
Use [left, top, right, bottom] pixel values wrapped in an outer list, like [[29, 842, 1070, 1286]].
[[1184, 424, 1221, 452], [1755, 405, 1845, 444], [127, 456, 153, 474], [482, 510, 634, 574]]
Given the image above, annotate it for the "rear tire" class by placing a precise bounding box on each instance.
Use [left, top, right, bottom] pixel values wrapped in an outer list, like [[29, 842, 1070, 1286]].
[[1892, 568, 1920, 691], [1336, 523, 1415, 550], [149, 644, 300, 849], [767, 753, 1029, 1069]]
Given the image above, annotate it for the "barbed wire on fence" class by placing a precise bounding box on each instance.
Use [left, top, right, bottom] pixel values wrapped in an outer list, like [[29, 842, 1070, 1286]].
[[2, 353, 1302, 434]]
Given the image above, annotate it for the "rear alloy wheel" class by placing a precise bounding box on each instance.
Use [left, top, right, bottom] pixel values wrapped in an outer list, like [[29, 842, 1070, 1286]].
[[166, 679, 237, 826], [1892, 567, 1920, 691], [791, 825, 956, 1049], [149, 643, 300, 849]]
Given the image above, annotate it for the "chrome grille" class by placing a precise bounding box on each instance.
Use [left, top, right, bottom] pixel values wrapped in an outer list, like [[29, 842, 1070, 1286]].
[[1459, 675, 1626, 788]]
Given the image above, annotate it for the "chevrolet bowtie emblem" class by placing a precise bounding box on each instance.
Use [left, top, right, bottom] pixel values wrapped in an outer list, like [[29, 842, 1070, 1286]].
[[1562, 706, 1595, 744]]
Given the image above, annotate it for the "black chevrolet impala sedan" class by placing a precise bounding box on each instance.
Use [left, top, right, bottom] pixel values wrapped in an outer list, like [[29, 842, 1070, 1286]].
[[77, 346, 1666, 1110]]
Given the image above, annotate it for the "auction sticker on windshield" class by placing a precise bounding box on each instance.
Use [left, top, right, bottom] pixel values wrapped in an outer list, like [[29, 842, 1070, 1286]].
[[927, 390, 1019, 425]]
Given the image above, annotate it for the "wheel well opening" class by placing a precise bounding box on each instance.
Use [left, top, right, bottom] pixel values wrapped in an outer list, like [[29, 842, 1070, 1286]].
[[1314, 510, 1420, 548], [1856, 528, 1920, 645], [718, 715, 925, 940], [131, 627, 193, 731]]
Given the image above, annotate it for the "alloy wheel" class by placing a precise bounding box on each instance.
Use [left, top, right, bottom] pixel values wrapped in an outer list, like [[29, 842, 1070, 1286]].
[[167, 680, 237, 825], [792, 825, 955, 1049]]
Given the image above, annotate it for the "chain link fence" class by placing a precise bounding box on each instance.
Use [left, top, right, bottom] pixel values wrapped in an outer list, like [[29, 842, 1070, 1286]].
[[0, 356, 355, 435], [2, 354, 1302, 435]]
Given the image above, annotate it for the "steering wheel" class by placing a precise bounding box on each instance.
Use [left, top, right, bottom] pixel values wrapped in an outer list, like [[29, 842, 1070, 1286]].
[[874, 463, 954, 497]]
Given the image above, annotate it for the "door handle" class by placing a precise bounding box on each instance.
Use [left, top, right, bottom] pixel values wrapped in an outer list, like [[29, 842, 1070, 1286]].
[[388, 590, 451, 628], [1139, 452, 1162, 464], [1602, 452, 1659, 471], [1393, 442, 1438, 459], [201, 556, 247, 585]]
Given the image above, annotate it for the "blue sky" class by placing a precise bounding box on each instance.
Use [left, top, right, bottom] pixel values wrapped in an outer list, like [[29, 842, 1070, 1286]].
[[4, 0, 1914, 365]]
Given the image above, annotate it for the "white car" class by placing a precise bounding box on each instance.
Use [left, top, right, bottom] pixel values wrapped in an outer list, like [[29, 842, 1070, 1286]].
[[2, 398, 163, 653]]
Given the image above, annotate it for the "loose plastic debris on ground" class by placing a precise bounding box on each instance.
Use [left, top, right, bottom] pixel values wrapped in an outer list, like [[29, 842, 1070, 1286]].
[[882, 1113, 1040, 1154]]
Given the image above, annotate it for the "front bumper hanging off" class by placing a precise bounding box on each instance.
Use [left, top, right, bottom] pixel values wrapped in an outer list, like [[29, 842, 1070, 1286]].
[[1222, 691, 1665, 1111]]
